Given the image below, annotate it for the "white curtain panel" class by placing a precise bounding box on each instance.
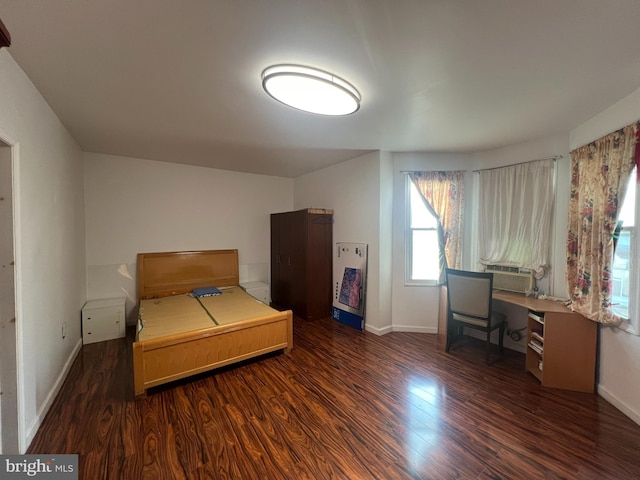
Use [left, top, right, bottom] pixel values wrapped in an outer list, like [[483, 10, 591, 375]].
[[478, 159, 555, 278]]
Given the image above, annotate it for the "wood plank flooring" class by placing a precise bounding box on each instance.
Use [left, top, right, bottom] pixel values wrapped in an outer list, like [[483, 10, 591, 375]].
[[28, 317, 640, 479]]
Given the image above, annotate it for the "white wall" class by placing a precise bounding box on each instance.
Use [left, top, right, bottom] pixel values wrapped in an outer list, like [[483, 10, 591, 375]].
[[84, 153, 293, 322], [0, 144, 18, 453], [570, 85, 640, 425], [0, 51, 86, 452], [377, 152, 394, 334], [391, 153, 472, 333], [293, 151, 393, 334]]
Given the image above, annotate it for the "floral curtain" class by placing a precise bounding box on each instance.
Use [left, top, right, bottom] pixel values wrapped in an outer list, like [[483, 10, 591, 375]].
[[408, 171, 465, 284], [567, 123, 639, 324]]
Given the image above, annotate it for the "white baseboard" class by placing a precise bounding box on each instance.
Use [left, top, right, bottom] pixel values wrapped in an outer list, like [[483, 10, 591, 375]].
[[392, 325, 437, 334], [24, 338, 82, 451], [365, 324, 393, 336], [597, 384, 640, 426], [364, 324, 437, 335]]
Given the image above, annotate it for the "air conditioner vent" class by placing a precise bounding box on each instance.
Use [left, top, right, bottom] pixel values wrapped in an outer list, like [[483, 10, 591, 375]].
[[486, 265, 534, 293]]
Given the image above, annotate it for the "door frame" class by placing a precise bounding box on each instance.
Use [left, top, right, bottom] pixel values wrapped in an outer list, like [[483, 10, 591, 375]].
[[0, 126, 24, 453]]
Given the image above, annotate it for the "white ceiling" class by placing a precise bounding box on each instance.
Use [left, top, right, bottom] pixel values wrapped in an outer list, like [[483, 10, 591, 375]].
[[2, 0, 640, 178]]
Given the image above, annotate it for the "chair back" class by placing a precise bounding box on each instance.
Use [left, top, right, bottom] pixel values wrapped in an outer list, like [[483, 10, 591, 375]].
[[445, 269, 493, 321]]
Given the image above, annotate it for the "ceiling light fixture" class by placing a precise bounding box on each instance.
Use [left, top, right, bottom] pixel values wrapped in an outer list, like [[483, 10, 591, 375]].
[[261, 64, 361, 116]]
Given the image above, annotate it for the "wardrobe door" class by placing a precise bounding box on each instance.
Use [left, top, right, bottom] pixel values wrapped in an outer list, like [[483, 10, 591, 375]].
[[270, 213, 284, 309], [282, 211, 302, 312], [305, 212, 333, 320], [270, 211, 302, 312]]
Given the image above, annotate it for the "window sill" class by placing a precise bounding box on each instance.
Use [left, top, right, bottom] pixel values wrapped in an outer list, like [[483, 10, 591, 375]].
[[617, 320, 639, 336], [405, 280, 440, 287]]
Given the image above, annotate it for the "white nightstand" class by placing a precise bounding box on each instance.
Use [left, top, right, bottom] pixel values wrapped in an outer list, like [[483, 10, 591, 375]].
[[82, 297, 126, 344], [240, 282, 270, 304]]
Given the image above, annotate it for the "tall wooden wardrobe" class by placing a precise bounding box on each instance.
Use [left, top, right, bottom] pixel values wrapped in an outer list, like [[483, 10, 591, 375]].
[[270, 208, 333, 320]]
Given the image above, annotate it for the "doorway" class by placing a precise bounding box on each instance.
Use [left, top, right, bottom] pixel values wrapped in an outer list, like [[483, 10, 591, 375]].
[[0, 140, 18, 453]]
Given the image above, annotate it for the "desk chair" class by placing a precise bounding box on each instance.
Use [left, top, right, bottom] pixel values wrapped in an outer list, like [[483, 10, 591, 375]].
[[445, 268, 506, 365]]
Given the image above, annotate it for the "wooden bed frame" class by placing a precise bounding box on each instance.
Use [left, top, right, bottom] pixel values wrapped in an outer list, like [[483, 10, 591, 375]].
[[133, 249, 293, 398]]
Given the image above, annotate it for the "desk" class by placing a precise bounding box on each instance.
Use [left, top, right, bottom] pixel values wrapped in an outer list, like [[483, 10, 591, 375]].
[[438, 287, 597, 393], [492, 290, 573, 313]]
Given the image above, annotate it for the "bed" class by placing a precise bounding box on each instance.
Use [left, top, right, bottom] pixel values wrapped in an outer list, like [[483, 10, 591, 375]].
[[133, 249, 293, 398]]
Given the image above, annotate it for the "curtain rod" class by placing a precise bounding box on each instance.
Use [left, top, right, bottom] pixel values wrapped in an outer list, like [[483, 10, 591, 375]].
[[400, 169, 464, 173], [472, 155, 563, 173], [400, 155, 563, 174]]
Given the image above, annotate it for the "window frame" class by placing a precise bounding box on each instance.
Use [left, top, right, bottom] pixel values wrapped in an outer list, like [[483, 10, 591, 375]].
[[616, 169, 639, 334], [405, 176, 440, 286]]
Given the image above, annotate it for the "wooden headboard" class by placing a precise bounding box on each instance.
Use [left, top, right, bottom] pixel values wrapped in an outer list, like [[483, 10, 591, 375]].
[[137, 249, 240, 300]]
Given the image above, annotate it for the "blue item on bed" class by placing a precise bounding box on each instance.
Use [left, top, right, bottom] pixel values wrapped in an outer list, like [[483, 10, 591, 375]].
[[192, 286, 222, 298]]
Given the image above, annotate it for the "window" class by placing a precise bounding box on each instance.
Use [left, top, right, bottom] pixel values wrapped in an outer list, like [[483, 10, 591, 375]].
[[476, 159, 554, 277], [612, 167, 638, 330], [407, 177, 439, 282]]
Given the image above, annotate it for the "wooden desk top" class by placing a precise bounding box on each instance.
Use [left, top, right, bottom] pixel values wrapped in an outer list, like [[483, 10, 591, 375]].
[[492, 290, 573, 314]]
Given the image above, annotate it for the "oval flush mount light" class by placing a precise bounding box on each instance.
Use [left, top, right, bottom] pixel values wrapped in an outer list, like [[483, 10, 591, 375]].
[[262, 64, 361, 116]]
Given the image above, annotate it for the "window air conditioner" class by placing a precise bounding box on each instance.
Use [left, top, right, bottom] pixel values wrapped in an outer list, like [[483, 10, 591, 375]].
[[486, 265, 534, 293]]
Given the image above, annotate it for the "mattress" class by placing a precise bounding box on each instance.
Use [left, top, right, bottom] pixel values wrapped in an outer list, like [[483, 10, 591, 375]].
[[137, 286, 276, 341], [197, 286, 277, 325]]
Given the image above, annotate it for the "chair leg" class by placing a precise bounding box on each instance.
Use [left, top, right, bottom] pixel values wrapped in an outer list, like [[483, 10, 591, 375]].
[[499, 323, 505, 354], [446, 321, 459, 353], [486, 331, 491, 365]]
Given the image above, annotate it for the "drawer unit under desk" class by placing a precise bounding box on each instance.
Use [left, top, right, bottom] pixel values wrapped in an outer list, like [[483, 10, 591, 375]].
[[524, 308, 597, 393], [493, 290, 597, 393], [82, 297, 126, 344]]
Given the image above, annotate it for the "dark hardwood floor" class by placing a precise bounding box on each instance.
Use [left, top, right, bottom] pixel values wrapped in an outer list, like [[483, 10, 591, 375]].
[[28, 317, 640, 479]]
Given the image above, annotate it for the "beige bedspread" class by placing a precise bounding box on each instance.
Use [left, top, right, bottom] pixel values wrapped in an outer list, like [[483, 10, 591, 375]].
[[137, 286, 276, 342], [198, 286, 276, 325], [137, 294, 213, 341]]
